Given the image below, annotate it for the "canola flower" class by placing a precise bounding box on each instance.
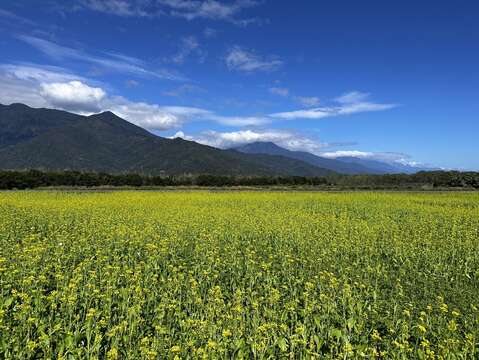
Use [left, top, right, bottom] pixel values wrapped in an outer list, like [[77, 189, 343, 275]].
[[0, 191, 478, 359]]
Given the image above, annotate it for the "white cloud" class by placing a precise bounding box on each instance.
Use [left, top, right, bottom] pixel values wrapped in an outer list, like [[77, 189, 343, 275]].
[[320, 150, 425, 167], [268, 85, 321, 107], [226, 46, 283, 73], [271, 92, 397, 120], [80, 0, 261, 24], [104, 103, 269, 129], [0, 63, 85, 83], [320, 150, 377, 159], [269, 87, 289, 97], [162, 83, 205, 97], [0, 76, 47, 108], [125, 79, 140, 88], [18, 35, 186, 81], [336, 102, 396, 115], [173, 129, 329, 154], [160, 106, 211, 117], [80, 0, 156, 16], [104, 51, 146, 66], [0, 64, 189, 130], [0, 63, 271, 130], [0, 8, 36, 26], [270, 108, 333, 120], [1, 63, 426, 167], [176, 130, 428, 168], [178, 36, 200, 63], [170, 131, 189, 139], [335, 91, 370, 104], [40, 81, 106, 113], [158, 0, 260, 23], [0, 63, 89, 108], [181, 129, 296, 148], [159, 107, 270, 127], [166, 36, 205, 65], [295, 96, 320, 107], [0, 63, 399, 135], [268, 85, 321, 108], [105, 98, 185, 130], [207, 115, 271, 127]]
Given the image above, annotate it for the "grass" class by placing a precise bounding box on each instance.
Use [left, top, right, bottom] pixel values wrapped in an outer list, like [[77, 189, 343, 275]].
[[0, 191, 478, 359]]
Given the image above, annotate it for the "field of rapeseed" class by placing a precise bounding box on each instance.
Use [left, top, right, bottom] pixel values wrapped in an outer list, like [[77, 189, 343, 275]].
[[0, 191, 478, 359]]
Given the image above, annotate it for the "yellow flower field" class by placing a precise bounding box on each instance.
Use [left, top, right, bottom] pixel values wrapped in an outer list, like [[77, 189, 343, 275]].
[[0, 191, 478, 359]]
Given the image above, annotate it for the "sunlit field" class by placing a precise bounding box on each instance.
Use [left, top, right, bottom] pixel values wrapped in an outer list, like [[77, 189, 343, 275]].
[[0, 191, 478, 359]]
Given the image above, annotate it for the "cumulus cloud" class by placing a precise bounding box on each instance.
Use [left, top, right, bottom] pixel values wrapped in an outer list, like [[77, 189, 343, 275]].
[[105, 98, 185, 130], [104, 103, 269, 129], [0, 63, 190, 130], [0, 63, 271, 130], [172, 129, 332, 154], [269, 87, 289, 97], [40, 81, 106, 113], [226, 46, 283, 73], [0, 63, 399, 133], [175, 130, 427, 167], [0, 63, 90, 108], [170, 130, 189, 139], [0, 63, 425, 166], [320, 150, 427, 167]]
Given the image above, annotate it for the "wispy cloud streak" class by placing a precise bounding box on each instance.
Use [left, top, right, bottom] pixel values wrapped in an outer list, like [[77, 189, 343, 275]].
[[226, 46, 283, 72], [79, 0, 262, 24], [18, 35, 186, 81], [271, 92, 397, 120]]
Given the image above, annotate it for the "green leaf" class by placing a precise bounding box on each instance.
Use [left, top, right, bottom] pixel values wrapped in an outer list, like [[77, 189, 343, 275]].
[[278, 337, 288, 352], [3, 297, 13, 308], [331, 328, 342, 339]]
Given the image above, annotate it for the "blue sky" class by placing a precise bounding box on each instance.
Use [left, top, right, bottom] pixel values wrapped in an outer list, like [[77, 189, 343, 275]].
[[0, 0, 478, 169]]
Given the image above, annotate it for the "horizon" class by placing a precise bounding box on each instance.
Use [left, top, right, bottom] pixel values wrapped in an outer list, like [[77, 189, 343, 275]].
[[1, 1, 478, 170]]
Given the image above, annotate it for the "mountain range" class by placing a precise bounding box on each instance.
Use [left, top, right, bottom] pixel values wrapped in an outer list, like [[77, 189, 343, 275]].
[[0, 103, 431, 176], [233, 142, 434, 175], [0, 103, 333, 176]]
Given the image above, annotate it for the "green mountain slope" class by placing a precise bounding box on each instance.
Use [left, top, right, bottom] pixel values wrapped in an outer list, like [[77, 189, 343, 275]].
[[0, 104, 334, 176]]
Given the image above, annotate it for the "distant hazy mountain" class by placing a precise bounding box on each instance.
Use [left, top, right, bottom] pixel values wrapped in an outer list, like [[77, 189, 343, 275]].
[[336, 156, 437, 174], [233, 141, 432, 174], [0, 103, 334, 176], [233, 142, 383, 174]]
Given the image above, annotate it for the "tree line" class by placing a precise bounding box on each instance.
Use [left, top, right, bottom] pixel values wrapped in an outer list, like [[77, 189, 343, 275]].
[[0, 170, 478, 190]]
